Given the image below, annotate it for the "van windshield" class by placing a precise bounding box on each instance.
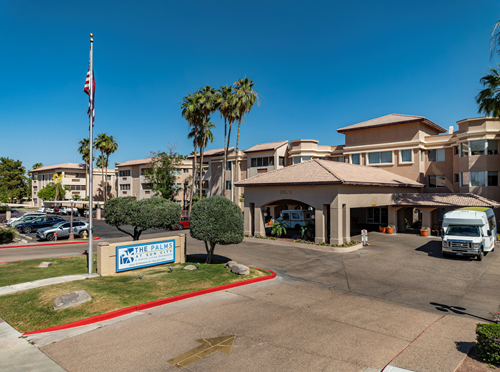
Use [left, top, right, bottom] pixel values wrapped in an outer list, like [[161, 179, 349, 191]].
[[446, 225, 481, 237]]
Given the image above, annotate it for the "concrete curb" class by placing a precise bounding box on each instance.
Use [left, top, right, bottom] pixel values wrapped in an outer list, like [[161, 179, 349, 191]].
[[243, 237, 365, 253], [0, 237, 100, 250], [22, 268, 276, 336]]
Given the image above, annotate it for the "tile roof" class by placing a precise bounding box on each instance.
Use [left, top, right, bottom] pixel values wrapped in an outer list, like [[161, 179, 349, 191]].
[[115, 158, 152, 167], [187, 147, 235, 158], [235, 159, 423, 188], [244, 141, 288, 153], [394, 193, 500, 208], [30, 163, 87, 172], [337, 114, 447, 133]]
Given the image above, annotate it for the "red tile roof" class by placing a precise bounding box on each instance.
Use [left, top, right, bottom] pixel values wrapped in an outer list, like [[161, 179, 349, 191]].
[[244, 141, 288, 153], [337, 114, 447, 133], [394, 193, 500, 208], [187, 147, 235, 159]]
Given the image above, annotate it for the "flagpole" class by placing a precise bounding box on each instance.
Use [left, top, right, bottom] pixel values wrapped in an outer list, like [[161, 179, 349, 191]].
[[88, 33, 94, 275]]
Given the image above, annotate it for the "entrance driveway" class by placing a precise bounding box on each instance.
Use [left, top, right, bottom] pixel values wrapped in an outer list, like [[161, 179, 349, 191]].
[[37, 232, 500, 371]]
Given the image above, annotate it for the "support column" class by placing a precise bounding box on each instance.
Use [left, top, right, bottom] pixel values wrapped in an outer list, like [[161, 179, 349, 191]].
[[254, 207, 266, 237], [244, 205, 252, 236], [314, 208, 325, 244], [330, 206, 343, 245], [421, 208, 437, 230], [388, 206, 402, 233], [342, 204, 350, 243]]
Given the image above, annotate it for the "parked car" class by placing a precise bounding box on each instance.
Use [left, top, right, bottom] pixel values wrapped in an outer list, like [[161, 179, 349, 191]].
[[37, 207, 48, 213], [59, 206, 80, 216], [6, 212, 46, 226], [46, 207, 55, 213], [16, 216, 65, 234], [37, 220, 91, 241], [10, 215, 44, 228], [172, 217, 190, 230]]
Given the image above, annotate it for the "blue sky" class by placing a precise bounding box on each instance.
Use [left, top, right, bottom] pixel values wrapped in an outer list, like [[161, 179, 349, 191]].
[[1, 0, 500, 171]]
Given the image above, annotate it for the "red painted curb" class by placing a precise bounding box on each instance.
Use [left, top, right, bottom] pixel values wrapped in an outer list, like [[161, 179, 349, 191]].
[[0, 237, 100, 250], [22, 268, 276, 335]]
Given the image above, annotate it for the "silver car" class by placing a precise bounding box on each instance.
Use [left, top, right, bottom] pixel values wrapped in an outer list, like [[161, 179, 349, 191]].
[[36, 220, 91, 241]]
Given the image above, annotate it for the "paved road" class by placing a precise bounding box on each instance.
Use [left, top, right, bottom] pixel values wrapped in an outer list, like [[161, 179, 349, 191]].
[[37, 231, 493, 372]]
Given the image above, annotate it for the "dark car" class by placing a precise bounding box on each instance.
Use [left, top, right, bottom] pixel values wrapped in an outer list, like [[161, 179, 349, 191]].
[[16, 216, 65, 234], [172, 217, 190, 231]]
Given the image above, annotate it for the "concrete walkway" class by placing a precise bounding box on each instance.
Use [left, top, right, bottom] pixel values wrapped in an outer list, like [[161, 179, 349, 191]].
[[0, 274, 100, 296], [0, 318, 66, 372]]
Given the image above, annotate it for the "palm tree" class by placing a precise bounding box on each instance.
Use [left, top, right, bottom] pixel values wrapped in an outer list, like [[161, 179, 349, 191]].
[[197, 86, 219, 199], [476, 66, 500, 118], [96, 155, 108, 198], [233, 78, 260, 190], [32, 163, 43, 170], [103, 135, 118, 201], [181, 92, 203, 215], [491, 20, 500, 59], [52, 173, 66, 201], [78, 138, 93, 198], [218, 86, 237, 195], [93, 133, 109, 201]]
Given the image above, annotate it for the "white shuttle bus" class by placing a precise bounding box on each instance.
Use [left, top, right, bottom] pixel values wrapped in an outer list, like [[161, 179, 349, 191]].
[[274, 210, 314, 229], [442, 207, 497, 261]]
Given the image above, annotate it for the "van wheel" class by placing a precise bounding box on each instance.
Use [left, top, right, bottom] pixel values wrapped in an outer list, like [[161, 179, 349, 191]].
[[477, 250, 484, 261]]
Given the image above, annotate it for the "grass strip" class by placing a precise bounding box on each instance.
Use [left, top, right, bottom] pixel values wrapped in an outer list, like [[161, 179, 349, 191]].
[[0, 257, 270, 333]]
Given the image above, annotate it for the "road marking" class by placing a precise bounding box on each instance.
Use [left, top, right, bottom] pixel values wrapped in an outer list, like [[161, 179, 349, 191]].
[[167, 335, 236, 369]]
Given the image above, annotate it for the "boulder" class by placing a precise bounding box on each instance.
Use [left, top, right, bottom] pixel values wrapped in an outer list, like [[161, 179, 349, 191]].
[[53, 290, 92, 311], [231, 264, 250, 276], [184, 265, 197, 270], [224, 261, 237, 269], [39, 262, 53, 268]]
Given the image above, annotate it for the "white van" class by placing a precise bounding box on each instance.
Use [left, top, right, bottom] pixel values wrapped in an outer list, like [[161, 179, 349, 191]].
[[442, 207, 497, 261], [275, 210, 314, 229]]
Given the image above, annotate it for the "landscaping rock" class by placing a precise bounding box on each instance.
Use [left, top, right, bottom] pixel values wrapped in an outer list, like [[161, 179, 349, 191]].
[[184, 265, 197, 270], [39, 262, 53, 268], [53, 290, 92, 311], [224, 261, 237, 269], [231, 264, 250, 276]]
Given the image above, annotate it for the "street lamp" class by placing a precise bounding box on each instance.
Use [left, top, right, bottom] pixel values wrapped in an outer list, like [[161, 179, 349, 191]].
[[69, 199, 75, 240]]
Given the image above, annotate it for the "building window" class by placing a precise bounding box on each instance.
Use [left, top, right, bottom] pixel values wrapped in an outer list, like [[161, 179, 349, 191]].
[[279, 157, 285, 166], [471, 140, 485, 156], [460, 172, 469, 187], [338, 156, 345, 163], [33, 186, 37, 191], [142, 183, 153, 190], [351, 154, 360, 165], [421, 150, 423, 162], [454, 146, 459, 155], [428, 149, 445, 162], [302, 156, 312, 162], [368, 151, 392, 164], [183, 168, 189, 173], [70, 185, 84, 190], [226, 162, 232, 171], [488, 140, 498, 155], [107, 175, 112, 181], [366, 207, 388, 224], [119, 170, 130, 177], [292, 157, 301, 165], [202, 181, 209, 189], [460, 142, 469, 157], [401, 149, 412, 163], [74, 173, 85, 178], [106, 186, 112, 192], [488, 171, 499, 186], [120, 184, 131, 190], [226, 181, 232, 190], [454, 174, 459, 183], [428, 175, 445, 188], [251, 157, 274, 167], [471, 171, 485, 186]]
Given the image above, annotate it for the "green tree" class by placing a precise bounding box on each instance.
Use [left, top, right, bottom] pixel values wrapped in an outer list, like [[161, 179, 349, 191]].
[[103, 135, 118, 201], [271, 220, 287, 238], [144, 144, 184, 200], [93, 133, 118, 202], [476, 67, 500, 118], [78, 138, 93, 198], [38, 183, 70, 201], [233, 78, 260, 189], [190, 195, 244, 264], [104, 196, 181, 240], [32, 163, 43, 170], [218, 86, 237, 195], [181, 92, 203, 216], [0, 158, 29, 202]]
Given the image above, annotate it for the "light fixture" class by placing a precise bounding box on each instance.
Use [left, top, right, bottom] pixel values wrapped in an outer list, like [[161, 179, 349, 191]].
[[139, 274, 143, 279], [197, 262, 200, 269], [168, 266, 173, 273]]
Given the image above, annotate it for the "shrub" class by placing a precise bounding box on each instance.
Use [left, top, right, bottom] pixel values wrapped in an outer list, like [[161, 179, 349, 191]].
[[0, 227, 18, 244], [104, 196, 181, 240], [190, 195, 243, 264], [476, 323, 500, 366]]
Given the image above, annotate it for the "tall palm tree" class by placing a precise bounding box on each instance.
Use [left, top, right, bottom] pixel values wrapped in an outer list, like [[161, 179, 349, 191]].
[[93, 133, 109, 201], [96, 155, 108, 198], [52, 173, 65, 201], [181, 92, 203, 215], [103, 135, 118, 201], [491, 20, 500, 59], [32, 163, 43, 170], [218, 86, 237, 195], [197, 86, 219, 199], [476, 66, 500, 118], [233, 78, 260, 191], [78, 138, 93, 199]]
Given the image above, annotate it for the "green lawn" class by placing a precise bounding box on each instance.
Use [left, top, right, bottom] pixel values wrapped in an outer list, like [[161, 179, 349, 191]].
[[0, 257, 270, 333]]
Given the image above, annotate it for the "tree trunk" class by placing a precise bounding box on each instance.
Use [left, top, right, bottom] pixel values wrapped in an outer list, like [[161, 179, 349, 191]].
[[235, 118, 242, 203], [204, 241, 210, 263], [199, 125, 208, 200], [104, 155, 109, 203], [133, 227, 142, 241], [188, 135, 197, 216], [222, 117, 227, 197]]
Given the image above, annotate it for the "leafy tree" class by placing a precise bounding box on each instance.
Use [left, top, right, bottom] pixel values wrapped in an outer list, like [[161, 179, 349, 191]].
[[218, 85, 238, 196], [104, 196, 181, 240], [233, 78, 260, 189], [0, 158, 29, 202], [38, 183, 70, 201], [78, 138, 93, 197], [182, 175, 193, 210], [144, 144, 183, 200], [476, 67, 500, 118], [190, 195, 244, 264]]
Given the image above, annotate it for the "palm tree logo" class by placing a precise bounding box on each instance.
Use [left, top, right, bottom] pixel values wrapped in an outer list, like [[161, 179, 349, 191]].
[[120, 248, 135, 265]]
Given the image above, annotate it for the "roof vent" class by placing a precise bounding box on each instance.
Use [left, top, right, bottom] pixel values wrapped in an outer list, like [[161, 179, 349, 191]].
[[448, 126, 454, 134]]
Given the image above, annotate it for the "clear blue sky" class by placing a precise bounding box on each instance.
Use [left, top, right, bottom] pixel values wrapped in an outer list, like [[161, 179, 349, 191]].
[[2, 0, 500, 171]]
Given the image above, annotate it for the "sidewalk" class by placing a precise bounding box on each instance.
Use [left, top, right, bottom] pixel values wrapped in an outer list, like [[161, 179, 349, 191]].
[[0, 274, 99, 296]]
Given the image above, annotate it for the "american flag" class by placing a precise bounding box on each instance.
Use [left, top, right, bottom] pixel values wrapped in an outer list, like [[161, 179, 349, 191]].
[[84, 63, 95, 125]]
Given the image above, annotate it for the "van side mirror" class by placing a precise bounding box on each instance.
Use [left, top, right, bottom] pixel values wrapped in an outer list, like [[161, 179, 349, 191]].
[[488, 230, 492, 236]]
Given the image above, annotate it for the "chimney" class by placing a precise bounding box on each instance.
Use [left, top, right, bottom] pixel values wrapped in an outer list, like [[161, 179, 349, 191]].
[[448, 126, 454, 134]]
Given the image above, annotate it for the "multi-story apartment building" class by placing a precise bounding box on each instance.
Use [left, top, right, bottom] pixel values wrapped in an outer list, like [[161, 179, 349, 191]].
[[30, 163, 116, 207], [114, 158, 192, 207]]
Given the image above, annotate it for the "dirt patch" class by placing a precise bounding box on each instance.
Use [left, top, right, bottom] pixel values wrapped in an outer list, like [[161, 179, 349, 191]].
[[456, 346, 498, 372]]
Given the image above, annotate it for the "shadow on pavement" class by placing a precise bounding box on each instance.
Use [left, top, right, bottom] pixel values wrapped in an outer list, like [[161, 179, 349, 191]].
[[430, 302, 493, 323], [455, 341, 476, 354]]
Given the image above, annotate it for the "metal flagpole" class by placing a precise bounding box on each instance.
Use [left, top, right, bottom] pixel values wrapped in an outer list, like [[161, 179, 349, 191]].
[[88, 33, 94, 275]]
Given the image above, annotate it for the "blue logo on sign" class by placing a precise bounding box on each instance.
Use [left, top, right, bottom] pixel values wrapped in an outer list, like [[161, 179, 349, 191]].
[[119, 248, 135, 265]]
